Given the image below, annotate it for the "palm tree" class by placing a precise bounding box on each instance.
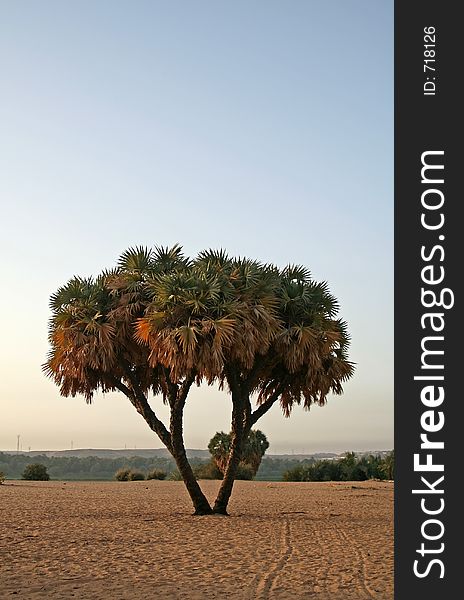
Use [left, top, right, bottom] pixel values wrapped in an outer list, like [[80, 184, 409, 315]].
[[208, 430, 269, 477], [208, 432, 231, 475], [381, 450, 394, 480], [45, 244, 354, 515], [243, 430, 270, 476], [198, 260, 354, 513], [45, 246, 212, 514]]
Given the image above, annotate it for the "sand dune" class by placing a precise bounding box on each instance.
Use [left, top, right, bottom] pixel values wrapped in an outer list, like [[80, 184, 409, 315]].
[[0, 480, 393, 599]]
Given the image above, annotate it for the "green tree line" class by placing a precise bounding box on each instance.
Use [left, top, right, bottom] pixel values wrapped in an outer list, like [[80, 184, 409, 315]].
[[282, 451, 394, 482], [0, 452, 176, 480], [0, 451, 394, 482], [0, 452, 296, 481]]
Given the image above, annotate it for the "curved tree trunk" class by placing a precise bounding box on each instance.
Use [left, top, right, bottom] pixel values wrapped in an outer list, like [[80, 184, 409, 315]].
[[170, 395, 213, 515], [171, 444, 213, 515], [114, 368, 212, 515], [213, 393, 247, 515], [213, 378, 283, 514]]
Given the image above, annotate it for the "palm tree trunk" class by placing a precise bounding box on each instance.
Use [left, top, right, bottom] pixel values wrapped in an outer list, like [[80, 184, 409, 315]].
[[213, 395, 246, 515], [114, 369, 212, 515], [171, 446, 213, 515], [170, 400, 213, 515]]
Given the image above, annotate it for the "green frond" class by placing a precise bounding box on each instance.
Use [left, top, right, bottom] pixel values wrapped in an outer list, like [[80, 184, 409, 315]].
[[153, 243, 189, 272], [118, 246, 154, 272], [281, 264, 312, 284], [195, 248, 230, 267]]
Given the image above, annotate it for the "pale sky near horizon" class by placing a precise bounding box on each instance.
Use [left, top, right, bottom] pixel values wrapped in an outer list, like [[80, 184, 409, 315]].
[[0, 1, 393, 454]]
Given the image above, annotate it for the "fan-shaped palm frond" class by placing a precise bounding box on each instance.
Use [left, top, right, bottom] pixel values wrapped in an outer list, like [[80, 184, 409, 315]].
[[281, 264, 312, 284], [118, 246, 154, 272]]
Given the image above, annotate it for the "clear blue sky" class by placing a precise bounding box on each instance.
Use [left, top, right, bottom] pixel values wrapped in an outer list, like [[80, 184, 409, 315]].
[[0, 1, 393, 453]]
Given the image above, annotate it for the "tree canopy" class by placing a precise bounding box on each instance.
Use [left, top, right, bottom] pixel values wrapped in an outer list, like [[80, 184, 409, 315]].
[[22, 463, 50, 481], [208, 430, 269, 476], [45, 244, 354, 514]]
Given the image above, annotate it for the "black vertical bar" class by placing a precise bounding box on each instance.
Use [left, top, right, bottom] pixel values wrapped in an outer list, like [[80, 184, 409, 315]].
[[395, 1, 461, 597]]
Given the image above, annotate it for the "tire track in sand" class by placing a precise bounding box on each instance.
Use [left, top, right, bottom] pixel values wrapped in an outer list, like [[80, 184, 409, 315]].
[[336, 525, 375, 599], [252, 518, 292, 600]]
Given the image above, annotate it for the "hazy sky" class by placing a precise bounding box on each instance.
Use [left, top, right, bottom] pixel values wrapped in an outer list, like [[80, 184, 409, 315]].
[[0, 1, 392, 454]]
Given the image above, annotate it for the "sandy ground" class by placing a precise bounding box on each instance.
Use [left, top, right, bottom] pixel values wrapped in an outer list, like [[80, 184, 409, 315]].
[[0, 480, 393, 599]]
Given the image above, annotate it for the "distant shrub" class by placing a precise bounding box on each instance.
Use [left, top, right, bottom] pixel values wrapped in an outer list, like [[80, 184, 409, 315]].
[[22, 463, 50, 481], [0, 471, 5, 484], [193, 460, 223, 480], [168, 469, 182, 481], [128, 470, 145, 481], [236, 463, 254, 480], [115, 468, 131, 481], [168, 462, 251, 481], [282, 464, 306, 482], [147, 469, 167, 480], [115, 468, 146, 481]]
